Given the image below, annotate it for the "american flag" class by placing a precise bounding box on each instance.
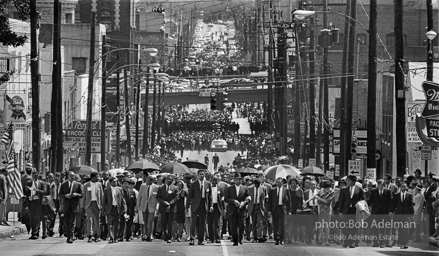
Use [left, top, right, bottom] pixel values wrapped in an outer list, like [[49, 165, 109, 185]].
[[6, 148, 23, 199], [1, 123, 13, 145]]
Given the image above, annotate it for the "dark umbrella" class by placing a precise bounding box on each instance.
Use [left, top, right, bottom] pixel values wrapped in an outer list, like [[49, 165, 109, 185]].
[[300, 166, 325, 176], [69, 165, 97, 176], [181, 160, 208, 170], [127, 160, 160, 172], [160, 162, 191, 174], [236, 167, 260, 174]]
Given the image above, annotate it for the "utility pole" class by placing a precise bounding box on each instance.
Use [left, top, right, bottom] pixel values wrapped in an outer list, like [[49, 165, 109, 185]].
[[308, 10, 316, 162], [322, 0, 330, 172], [30, 0, 40, 173], [340, 0, 351, 176], [124, 66, 132, 165], [85, 1, 96, 166], [151, 77, 157, 151], [395, 0, 406, 178], [276, 27, 287, 156], [425, 0, 434, 176], [367, 0, 377, 174], [101, 36, 107, 172], [157, 80, 161, 142], [135, 65, 141, 161], [344, 0, 357, 175], [293, 25, 301, 166], [115, 52, 120, 167], [142, 69, 150, 157], [267, 24, 274, 134], [51, 0, 62, 173]]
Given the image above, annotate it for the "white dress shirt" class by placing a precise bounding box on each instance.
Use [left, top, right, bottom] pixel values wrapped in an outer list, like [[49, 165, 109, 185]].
[[111, 186, 117, 206], [212, 186, 218, 204], [350, 186, 355, 199], [277, 187, 283, 205], [91, 182, 97, 201]]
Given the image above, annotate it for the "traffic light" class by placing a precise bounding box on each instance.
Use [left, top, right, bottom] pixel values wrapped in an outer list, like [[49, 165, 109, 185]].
[[220, 91, 228, 110], [351, 136, 357, 153], [210, 92, 217, 110]]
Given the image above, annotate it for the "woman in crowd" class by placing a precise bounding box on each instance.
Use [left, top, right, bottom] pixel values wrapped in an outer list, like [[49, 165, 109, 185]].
[[172, 180, 187, 242], [316, 180, 334, 246]]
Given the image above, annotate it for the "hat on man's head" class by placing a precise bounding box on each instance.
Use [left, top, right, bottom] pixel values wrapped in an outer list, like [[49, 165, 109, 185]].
[[432, 175, 439, 181], [416, 184, 423, 190], [233, 172, 241, 179], [347, 175, 357, 182], [26, 162, 33, 170], [116, 170, 124, 177], [414, 169, 422, 174], [122, 177, 131, 184]]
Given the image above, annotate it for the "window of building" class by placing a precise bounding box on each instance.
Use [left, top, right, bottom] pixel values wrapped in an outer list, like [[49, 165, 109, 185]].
[[72, 57, 87, 74], [0, 58, 10, 73], [65, 13, 73, 24]]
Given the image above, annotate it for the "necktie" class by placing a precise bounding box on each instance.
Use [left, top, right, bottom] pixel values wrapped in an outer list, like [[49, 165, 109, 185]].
[[380, 190, 382, 196], [69, 182, 73, 194], [402, 192, 404, 202], [146, 185, 150, 200], [254, 187, 257, 204]]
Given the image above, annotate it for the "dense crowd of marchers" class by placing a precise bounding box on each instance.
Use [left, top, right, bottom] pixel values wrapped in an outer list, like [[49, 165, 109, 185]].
[[1, 165, 437, 249]]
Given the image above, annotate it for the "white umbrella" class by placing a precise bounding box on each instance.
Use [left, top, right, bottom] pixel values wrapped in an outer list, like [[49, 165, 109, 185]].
[[264, 165, 301, 179]]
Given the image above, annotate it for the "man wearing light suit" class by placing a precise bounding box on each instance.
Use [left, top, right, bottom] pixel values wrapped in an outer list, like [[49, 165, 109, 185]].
[[187, 170, 212, 245], [59, 171, 83, 244], [247, 178, 266, 243], [137, 175, 159, 242], [83, 172, 103, 243], [103, 177, 126, 243]]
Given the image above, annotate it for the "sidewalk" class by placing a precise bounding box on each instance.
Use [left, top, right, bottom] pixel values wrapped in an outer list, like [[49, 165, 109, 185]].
[[0, 221, 26, 240], [429, 236, 439, 247]]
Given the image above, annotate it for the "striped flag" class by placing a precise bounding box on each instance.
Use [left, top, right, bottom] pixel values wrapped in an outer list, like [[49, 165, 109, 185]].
[[6, 149, 23, 199], [1, 123, 13, 145]]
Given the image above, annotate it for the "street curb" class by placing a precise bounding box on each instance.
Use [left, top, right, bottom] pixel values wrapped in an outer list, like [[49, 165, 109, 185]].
[[0, 225, 26, 240], [429, 237, 439, 248]]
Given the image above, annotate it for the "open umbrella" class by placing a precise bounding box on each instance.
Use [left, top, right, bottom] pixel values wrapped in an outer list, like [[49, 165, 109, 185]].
[[236, 167, 260, 174], [300, 166, 325, 176], [264, 165, 301, 179], [126, 160, 160, 172], [108, 168, 124, 177], [160, 162, 191, 174], [69, 165, 97, 176], [181, 160, 208, 170]]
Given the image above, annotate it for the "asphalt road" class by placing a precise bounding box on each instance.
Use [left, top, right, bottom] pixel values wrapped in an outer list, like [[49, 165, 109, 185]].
[[1, 232, 437, 256]]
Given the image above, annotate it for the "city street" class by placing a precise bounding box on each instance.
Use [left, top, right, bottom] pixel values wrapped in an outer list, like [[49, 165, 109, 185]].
[[0, 232, 437, 256]]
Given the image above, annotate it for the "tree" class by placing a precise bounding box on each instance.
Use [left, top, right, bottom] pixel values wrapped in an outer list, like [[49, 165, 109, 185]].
[[0, 0, 36, 84], [0, 0, 33, 47]]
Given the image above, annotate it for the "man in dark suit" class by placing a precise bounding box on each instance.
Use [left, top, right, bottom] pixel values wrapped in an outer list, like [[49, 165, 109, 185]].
[[367, 179, 393, 247], [187, 170, 212, 245], [392, 183, 414, 249], [103, 176, 126, 243], [207, 175, 225, 243], [424, 174, 438, 236], [247, 178, 266, 242], [268, 177, 288, 245], [59, 171, 83, 243], [338, 175, 364, 248], [20, 167, 33, 233], [224, 172, 250, 246], [156, 174, 177, 243], [118, 178, 136, 242]]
